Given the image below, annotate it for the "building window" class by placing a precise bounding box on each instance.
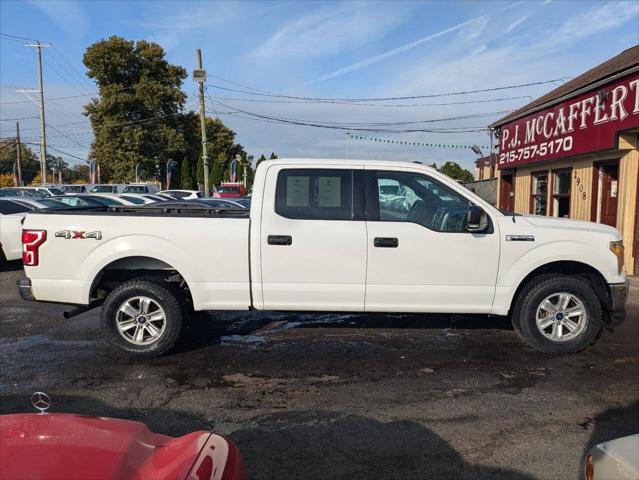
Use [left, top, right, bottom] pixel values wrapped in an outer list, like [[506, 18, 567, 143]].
[[552, 169, 571, 218], [531, 171, 548, 215], [275, 168, 353, 220]]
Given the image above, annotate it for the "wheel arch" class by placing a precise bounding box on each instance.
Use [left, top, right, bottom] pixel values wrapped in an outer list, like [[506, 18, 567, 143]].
[[507, 260, 611, 316], [89, 255, 194, 307]]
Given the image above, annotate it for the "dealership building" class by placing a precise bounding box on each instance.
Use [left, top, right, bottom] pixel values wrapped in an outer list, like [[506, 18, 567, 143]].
[[491, 46, 639, 275]]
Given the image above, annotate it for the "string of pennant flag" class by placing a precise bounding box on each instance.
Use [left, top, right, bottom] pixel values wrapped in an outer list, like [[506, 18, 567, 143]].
[[346, 133, 489, 150]]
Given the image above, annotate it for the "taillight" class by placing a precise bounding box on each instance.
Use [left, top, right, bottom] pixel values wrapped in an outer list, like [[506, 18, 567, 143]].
[[22, 229, 47, 266]]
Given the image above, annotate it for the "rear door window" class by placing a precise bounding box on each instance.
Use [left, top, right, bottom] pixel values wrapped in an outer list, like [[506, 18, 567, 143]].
[[275, 169, 353, 220]]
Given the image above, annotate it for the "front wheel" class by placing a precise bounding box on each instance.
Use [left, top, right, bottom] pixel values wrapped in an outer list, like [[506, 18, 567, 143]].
[[101, 278, 184, 358], [512, 274, 602, 354]]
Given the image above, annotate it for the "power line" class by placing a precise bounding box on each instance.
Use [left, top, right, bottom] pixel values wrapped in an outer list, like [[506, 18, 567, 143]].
[[208, 96, 510, 131], [207, 94, 534, 108], [206, 77, 571, 102], [0, 116, 39, 121], [0, 32, 43, 43], [0, 92, 98, 105], [51, 46, 95, 92]]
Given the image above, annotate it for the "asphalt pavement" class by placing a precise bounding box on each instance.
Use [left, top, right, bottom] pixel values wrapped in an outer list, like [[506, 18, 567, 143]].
[[1, 262, 637, 480]]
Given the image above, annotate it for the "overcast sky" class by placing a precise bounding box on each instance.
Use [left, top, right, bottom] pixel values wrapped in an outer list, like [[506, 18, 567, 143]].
[[1, 0, 638, 170]]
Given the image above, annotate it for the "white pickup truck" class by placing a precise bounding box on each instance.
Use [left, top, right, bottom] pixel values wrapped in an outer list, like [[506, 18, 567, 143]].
[[17, 159, 629, 358]]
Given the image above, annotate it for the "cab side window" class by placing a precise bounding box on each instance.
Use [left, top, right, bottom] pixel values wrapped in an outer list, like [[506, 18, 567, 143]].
[[276, 169, 353, 220], [368, 171, 471, 232]]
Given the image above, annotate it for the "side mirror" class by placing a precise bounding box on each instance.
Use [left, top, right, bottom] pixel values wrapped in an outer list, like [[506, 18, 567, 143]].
[[466, 205, 488, 233]]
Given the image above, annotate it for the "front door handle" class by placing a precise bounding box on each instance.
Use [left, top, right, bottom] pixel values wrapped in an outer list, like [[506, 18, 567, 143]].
[[374, 237, 399, 248], [268, 235, 292, 246]]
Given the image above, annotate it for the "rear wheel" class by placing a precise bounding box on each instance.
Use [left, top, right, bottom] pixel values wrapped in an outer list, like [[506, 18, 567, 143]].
[[512, 274, 602, 354], [101, 278, 184, 358]]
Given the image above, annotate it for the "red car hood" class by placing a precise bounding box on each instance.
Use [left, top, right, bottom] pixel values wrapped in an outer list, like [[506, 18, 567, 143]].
[[0, 413, 243, 480]]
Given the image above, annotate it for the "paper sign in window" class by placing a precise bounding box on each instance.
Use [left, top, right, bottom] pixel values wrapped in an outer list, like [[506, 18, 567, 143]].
[[286, 176, 309, 206], [318, 177, 341, 207]]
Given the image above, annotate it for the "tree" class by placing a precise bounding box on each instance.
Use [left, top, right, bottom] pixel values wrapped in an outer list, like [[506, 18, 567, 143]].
[[255, 154, 267, 171], [180, 157, 193, 189], [82, 36, 188, 182], [210, 152, 226, 188], [438, 161, 474, 182], [0, 138, 40, 185], [269, 152, 278, 160]]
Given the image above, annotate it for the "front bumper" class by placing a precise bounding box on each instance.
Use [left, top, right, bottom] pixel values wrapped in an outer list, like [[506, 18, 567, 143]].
[[16, 278, 35, 301], [606, 280, 629, 327]]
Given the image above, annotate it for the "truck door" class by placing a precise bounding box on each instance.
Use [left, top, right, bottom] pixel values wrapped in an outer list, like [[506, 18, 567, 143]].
[[364, 168, 500, 313], [258, 165, 367, 310]]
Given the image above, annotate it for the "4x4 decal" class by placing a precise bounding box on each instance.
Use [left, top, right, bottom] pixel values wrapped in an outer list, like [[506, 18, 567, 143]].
[[55, 230, 102, 240]]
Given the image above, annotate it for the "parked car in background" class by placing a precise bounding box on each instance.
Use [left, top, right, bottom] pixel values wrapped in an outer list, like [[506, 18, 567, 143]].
[[158, 189, 202, 199], [60, 184, 91, 194], [0, 198, 64, 266], [33, 186, 66, 197], [216, 183, 246, 198], [17, 159, 629, 358], [90, 184, 125, 193], [585, 433, 639, 480], [1, 197, 66, 211], [0, 213, 24, 264], [232, 197, 251, 208], [52, 194, 124, 207], [0, 393, 246, 480], [0, 187, 39, 197], [123, 183, 159, 194]]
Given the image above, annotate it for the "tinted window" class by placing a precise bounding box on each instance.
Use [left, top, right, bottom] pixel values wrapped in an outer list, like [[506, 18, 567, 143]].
[[92, 185, 115, 193], [170, 191, 188, 198], [218, 187, 240, 194], [47, 188, 64, 196], [123, 185, 147, 193], [276, 169, 353, 220], [82, 196, 120, 206], [63, 185, 86, 193], [0, 200, 31, 214], [370, 171, 471, 232]]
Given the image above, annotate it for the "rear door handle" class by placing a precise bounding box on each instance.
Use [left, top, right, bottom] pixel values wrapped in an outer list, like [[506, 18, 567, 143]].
[[268, 235, 292, 246], [374, 237, 399, 248]]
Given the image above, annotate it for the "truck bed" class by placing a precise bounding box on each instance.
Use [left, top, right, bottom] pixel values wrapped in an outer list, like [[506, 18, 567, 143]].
[[23, 205, 251, 309]]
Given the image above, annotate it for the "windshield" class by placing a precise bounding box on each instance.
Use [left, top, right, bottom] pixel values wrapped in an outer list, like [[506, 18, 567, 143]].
[[91, 186, 115, 193], [217, 187, 239, 194], [123, 185, 147, 193], [47, 188, 65, 196], [62, 185, 85, 193]]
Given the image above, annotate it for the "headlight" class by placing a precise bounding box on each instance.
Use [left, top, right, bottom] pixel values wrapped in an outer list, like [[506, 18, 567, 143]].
[[585, 454, 594, 480], [609, 241, 624, 274]]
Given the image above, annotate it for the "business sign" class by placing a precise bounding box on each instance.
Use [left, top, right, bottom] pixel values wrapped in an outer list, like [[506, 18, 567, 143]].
[[497, 73, 639, 169]]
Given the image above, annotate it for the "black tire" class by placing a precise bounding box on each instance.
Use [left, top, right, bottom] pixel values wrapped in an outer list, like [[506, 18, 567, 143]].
[[101, 278, 184, 358], [511, 274, 602, 354]]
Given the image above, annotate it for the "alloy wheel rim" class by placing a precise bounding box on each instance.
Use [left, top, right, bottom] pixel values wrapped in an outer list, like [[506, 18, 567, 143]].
[[115, 296, 166, 345], [535, 292, 587, 342]]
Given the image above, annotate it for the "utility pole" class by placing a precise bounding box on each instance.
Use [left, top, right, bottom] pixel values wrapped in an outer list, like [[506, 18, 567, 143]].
[[25, 42, 51, 185], [15, 122, 23, 186], [194, 49, 210, 197]]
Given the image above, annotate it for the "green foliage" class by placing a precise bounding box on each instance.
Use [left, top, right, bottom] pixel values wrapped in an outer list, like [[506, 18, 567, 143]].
[[210, 152, 226, 189], [83, 36, 187, 182], [255, 154, 267, 171], [0, 139, 39, 185], [438, 161, 474, 182], [269, 152, 278, 160], [180, 157, 193, 189]]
